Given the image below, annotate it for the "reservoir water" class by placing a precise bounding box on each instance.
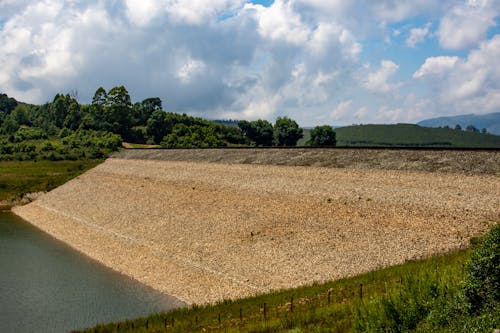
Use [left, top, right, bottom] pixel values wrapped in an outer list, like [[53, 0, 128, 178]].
[[0, 212, 185, 333]]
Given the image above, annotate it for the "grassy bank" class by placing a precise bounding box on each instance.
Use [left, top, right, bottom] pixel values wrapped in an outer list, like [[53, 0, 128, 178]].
[[83, 226, 499, 333], [0, 160, 102, 204]]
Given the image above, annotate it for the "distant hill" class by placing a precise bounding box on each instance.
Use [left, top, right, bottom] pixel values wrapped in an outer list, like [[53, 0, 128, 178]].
[[333, 124, 500, 148], [417, 112, 500, 135]]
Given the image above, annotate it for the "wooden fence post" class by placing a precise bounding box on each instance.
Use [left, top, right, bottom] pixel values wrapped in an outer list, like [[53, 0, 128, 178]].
[[290, 296, 294, 313], [328, 290, 331, 305], [359, 284, 363, 299], [263, 303, 267, 320]]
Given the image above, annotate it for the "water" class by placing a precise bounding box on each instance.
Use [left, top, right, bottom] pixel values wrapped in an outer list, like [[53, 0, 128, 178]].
[[0, 212, 185, 333]]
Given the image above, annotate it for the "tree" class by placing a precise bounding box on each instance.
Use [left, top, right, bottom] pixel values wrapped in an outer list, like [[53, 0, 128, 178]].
[[466, 125, 479, 132], [105, 86, 133, 138], [454, 124, 462, 130], [238, 119, 274, 146], [309, 125, 336, 146], [63, 101, 82, 130], [146, 110, 169, 144], [273, 117, 303, 146], [481, 128, 487, 134], [135, 97, 162, 126], [0, 93, 18, 115]]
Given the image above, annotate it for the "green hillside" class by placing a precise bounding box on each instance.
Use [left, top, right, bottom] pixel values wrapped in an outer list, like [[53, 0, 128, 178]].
[[334, 124, 500, 148]]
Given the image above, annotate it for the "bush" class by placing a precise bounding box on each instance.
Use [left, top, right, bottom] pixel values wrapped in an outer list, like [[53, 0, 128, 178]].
[[463, 224, 500, 313]]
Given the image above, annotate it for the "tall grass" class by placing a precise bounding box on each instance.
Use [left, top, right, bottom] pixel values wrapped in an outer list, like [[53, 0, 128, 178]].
[[0, 160, 102, 202], [81, 244, 500, 333]]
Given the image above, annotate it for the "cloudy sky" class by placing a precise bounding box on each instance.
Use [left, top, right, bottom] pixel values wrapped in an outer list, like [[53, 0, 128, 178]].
[[0, 0, 499, 126]]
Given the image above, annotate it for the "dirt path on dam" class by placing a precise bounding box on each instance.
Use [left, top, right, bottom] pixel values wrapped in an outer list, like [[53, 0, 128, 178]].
[[13, 155, 500, 304]]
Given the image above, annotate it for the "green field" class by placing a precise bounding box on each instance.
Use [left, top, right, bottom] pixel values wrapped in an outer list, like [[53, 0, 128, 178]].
[[0, 160, 102, 203], [84, 225, 500, 333], [334, 124, 500, 148]]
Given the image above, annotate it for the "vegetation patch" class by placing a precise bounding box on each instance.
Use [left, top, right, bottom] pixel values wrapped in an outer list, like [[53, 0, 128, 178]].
[[82, 225, 499, 332], [0, 160, 102, 203]]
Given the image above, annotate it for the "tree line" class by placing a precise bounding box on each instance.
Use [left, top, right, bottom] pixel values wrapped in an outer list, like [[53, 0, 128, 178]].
[[0, 87, 337, 160]]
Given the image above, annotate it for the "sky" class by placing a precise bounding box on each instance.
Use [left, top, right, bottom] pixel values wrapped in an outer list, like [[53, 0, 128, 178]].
[[0, 0, 499, 126]]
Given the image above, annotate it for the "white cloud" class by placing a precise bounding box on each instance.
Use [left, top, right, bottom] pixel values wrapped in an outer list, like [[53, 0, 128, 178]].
[[414, 35, 500, 114], [0, 0, 497, 127], [413, 56, 459, 78], [177, 57, 206, 83], [362, 60, 400, 93], [437, 0, 499, 49], [330, 100, 352, 120], [250, 0, 311, 45], [406, 22, 432, 48], [354, 106, 369, 120]]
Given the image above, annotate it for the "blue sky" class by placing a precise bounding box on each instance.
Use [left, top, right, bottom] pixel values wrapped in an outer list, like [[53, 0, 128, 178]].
[[0, 0, 499, 126]]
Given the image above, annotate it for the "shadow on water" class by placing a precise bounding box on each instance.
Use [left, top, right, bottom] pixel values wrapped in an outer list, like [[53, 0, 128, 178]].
[[0, 212, 185, 333]]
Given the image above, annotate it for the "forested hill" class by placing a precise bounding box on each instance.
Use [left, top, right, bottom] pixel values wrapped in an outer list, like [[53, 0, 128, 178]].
[[335, 124, 500, 148], [0, 87, 307, 161]]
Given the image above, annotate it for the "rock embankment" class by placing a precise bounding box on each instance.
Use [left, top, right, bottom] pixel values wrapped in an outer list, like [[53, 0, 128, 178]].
[[13, 150, 500, 304], [114, 148, 500, 175]]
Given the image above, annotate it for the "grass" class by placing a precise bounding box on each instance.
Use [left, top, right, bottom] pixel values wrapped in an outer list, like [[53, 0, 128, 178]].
[[82, 242, 499, 333], [334, 124, 500, 148], [0, 160, 102, 202]]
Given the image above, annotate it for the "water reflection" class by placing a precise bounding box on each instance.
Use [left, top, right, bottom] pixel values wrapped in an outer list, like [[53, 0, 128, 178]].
[[0, 212, 185, 333]]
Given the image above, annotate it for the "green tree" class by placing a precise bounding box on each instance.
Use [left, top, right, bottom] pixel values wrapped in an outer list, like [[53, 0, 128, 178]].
[[0, 93, 18, 115], [63, 101, 82, 130], [466, 125, 479, 132], [309, 125, 336, 146], [273, 117, 303, 146], [105, 86, 133, 139], [135, 97, 163, 126], [238, 119, 274, 146], [146, 110, 169, 144], [455, 124, 462, 130], [51, 94, 71, 128], [91, 87, 107, 129]]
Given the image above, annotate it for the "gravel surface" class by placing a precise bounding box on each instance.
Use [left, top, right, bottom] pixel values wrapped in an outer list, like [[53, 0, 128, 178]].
[[13, 152, 500, 305], [114, 148, 500, 175]]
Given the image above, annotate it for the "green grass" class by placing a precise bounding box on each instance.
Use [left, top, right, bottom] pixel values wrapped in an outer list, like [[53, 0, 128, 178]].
[[335, 124, 500, 148], [0, 160, 102, 202], [82, 241, 499, 333]]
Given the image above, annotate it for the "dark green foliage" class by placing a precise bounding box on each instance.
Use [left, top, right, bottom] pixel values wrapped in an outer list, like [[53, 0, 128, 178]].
[[0, 93, 18, 115], [135, 97, 162, 126], [146, 110, 170, 144], [13, 127, 47, 142], [104, 86, 133, 139], [309, 125, 336, 146], [273, 117, 303, 146], [161, 123, 226, 148], [0, 129, 121, 161], [0, 89, 303, 151], [463, 224, 500, 313], [353, 225, 500, 333], [238, 119, 274, 146]]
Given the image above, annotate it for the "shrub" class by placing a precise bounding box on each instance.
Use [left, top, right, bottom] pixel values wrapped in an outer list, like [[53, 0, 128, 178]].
[[463, 224, 500, 313]]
